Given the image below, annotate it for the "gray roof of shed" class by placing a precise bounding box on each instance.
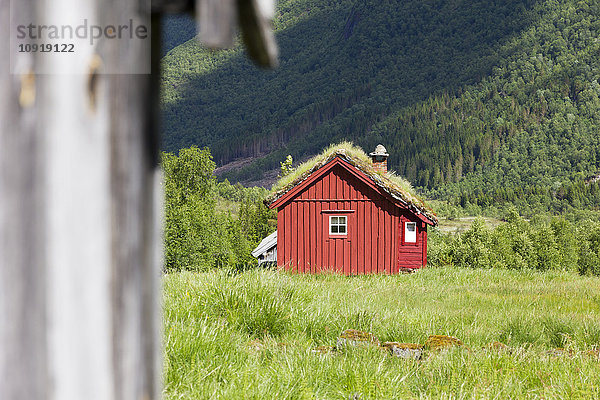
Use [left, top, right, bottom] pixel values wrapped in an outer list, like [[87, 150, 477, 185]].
[[251, 230, 278, 258]]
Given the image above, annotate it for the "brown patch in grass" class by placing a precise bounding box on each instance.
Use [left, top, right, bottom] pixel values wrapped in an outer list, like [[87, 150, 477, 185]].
[[424, 335, 463, 351], [337, 329, 380, 348]]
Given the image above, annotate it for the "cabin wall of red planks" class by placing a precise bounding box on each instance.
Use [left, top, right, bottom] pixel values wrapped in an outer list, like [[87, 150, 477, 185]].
[[276, 161, 428, 274]]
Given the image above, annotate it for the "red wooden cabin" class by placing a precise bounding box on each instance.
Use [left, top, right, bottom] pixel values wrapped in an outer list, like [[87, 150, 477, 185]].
[[262, 145, 438, 274]]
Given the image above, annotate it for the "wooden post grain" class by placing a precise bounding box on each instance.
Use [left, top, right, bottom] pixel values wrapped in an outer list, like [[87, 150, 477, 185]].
[[237, 0, 278, 67], [0, 1, 48, 399], [199, 0, 237, 48], [1, 0, 277, 398], [1, 0, 161, 399]]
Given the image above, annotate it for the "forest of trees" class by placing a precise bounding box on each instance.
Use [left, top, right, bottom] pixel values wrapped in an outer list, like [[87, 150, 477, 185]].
[[428, 210, 600, 276], [162, 146, 600, 276], [160, 0, 600, 217], [159, 0, 600, 273], [162, 147, 275, 271], [161, 14, 196, 56]]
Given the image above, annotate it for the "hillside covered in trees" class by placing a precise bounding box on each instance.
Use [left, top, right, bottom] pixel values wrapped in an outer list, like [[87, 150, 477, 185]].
[[161, 0, 600, 214], [163, 147, 275, 271]]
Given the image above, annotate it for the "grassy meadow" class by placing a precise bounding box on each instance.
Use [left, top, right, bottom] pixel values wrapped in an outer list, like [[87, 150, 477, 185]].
[[437, 217, 504, 235], [163, 268, 600, 399]]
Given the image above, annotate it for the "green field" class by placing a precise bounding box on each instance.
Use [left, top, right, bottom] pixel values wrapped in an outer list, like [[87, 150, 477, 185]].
[[163, 267, 600, 399], [437, 216, 504, 235]]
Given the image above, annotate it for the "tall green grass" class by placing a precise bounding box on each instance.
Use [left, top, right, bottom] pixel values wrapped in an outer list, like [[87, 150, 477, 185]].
[[163, 268, 600, 399]]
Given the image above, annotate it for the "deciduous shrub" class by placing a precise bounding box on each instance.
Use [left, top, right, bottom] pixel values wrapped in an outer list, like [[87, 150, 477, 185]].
[[163, 146, 275, 272], [429, 214, 600, 276]]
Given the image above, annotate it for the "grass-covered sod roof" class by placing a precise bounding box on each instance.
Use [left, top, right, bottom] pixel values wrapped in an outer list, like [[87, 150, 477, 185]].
[[265, 142, 438, 225]]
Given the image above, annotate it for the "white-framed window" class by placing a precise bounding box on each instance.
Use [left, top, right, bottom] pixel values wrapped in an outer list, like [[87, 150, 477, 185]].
[[329, 215, 347, 235], [405, 222, 417, 243]]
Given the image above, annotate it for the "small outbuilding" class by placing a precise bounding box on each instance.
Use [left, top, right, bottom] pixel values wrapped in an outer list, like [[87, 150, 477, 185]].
[[251, 230, 277, 265], [257, 144, 437, 274]]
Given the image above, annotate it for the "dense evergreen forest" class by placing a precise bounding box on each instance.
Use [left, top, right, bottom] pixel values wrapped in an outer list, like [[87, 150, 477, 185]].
[[161, 0, 600, 215], [161, 14, 195, 56]]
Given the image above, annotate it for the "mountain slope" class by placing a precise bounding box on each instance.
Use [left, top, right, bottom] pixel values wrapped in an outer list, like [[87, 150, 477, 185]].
[[161, 14, 196, 56], [161, 0, 600, 210]]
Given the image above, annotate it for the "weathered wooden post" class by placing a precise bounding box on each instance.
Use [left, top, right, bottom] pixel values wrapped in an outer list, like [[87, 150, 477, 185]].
[[0, 0, 277, 398]]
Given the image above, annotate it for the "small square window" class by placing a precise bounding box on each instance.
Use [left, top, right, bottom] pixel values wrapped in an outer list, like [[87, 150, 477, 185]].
[[405, 222, 417, 243], [330, 215, 347, 235]]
